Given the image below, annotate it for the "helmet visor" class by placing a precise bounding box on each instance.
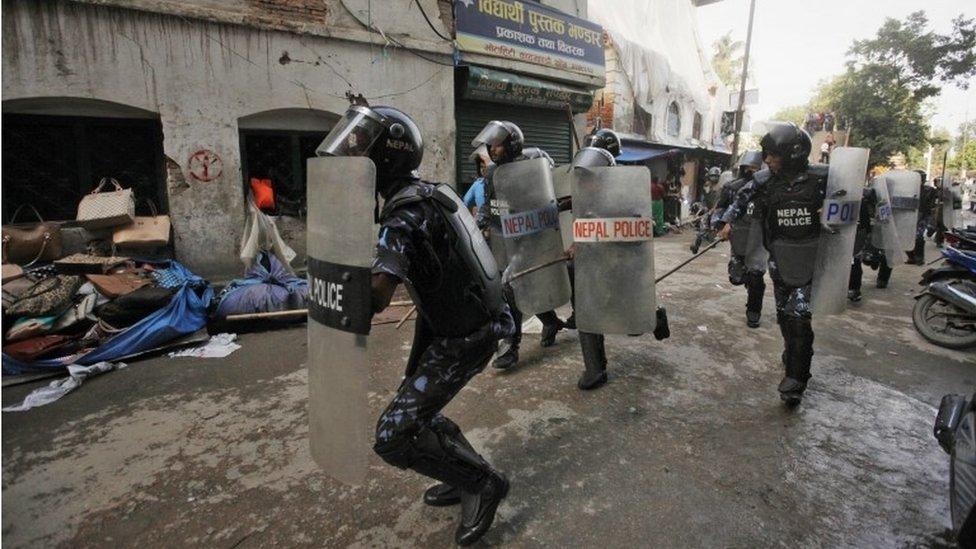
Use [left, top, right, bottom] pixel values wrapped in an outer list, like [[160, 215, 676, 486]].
[[316, 106, 386, 157], [572, 147, 616, 168], [471, 121, 511, 147]]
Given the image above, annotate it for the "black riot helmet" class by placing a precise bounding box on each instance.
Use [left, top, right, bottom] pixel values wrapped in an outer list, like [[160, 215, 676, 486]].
[[317, 105, 423, 181], [472, 120, 524, 164], [759, 122, 812, 173], [583, 129, 622, 158], [521, 146, 555, 168], [737, 150, 763, 178], [572, 147, 616, 168]]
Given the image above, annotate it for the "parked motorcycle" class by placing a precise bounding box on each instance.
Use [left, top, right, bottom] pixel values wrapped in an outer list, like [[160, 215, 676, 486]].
[[934, 393, 976, 546], [912, 230, 976, 349]]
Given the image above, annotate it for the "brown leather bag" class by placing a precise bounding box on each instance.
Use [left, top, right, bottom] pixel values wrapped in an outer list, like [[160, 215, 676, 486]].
[[86, 272, 151, 298], [4, 334, 79, 362], [2, 205, 63, 266]]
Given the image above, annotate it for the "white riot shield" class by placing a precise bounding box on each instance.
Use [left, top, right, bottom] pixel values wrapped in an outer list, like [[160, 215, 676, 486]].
[[495, 158, 572, 315], [886, 170, 921, 252], [552, 164, 575, 251], [573, 166, 656, 334], [868, 176, 905, 266], [943, 184, 963, 229], [811, 147, 869, 316], [306, 157, 375, 486]]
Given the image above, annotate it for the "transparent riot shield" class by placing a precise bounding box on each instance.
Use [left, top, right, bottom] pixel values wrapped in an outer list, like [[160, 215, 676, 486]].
[[869, 176, 905, 266], [730, 202, 768, 272], [886, 170, 921, 252], [812, 147, 869, 316], [552, 164, 575, 251], [943, 184, 962, 230], [494, 158, 572, 315], [306, 157, 376, 486], [572, 166, 656, 334]]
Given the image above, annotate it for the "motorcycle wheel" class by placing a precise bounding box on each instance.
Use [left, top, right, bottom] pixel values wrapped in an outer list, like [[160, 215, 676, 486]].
[[913, 294, 976, 349]]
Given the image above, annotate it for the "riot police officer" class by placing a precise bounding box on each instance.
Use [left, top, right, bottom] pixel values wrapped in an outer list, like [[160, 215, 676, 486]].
[[320, 105, 515, 545], [713, 151, 766, 327], [473, 121, 564, 368], [909, 170, 938, 265], [717, 123, 828, 406], [848, 186, 893, 301]]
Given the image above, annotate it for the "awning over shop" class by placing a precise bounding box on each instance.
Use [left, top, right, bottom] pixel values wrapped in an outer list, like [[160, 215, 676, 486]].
[[617, 146, 680, 164], [616, 137, 730, 165], [459, 66, 595, 113]]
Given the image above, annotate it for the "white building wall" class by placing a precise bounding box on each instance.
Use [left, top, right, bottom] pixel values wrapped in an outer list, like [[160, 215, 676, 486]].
[[2, 0, 455, 277]]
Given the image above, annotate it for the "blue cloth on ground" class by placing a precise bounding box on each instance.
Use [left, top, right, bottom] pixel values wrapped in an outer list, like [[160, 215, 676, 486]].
[[213, 251, 308, 318]]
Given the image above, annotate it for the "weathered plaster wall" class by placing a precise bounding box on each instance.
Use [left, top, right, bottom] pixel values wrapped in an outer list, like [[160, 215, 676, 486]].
[[2, 0, 455, 277]]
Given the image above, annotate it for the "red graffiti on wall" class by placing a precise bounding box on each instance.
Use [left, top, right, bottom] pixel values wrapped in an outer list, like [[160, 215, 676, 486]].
[[188, 150, 222, 182]]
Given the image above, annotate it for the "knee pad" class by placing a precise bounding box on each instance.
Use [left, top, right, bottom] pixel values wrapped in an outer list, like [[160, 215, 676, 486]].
[[743, 270, 765, 289], [728, 257, 745, 286], [373, 430, 418, 470]]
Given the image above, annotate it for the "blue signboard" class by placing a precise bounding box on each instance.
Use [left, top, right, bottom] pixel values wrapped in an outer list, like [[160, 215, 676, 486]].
[[455, 0, 605, 78]]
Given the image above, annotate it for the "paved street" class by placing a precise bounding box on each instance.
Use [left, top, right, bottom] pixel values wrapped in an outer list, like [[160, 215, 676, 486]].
[[2, 230, 973, 548]]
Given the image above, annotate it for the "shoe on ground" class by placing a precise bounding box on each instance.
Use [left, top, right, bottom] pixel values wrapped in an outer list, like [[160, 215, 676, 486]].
[[876, 279, 888, 289], [847, 289, 862, 302], [564, 314, 576, 330], [424, 483, 461, 506], [746, 310, 761, 328], [455, 471, 510, 546], [778, 376, 806, 407], [540, 321, 563, 347], [577, 369, 608, 391], [492, 346, 519, 370]]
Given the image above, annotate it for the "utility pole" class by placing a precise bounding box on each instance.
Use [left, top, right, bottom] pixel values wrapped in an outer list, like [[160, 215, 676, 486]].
[[729, 0, 756, 166]]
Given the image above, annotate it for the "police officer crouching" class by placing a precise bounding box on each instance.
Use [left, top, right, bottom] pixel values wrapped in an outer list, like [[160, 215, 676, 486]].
[[717, 123, 825, 406], [319, 105, 515, 545]]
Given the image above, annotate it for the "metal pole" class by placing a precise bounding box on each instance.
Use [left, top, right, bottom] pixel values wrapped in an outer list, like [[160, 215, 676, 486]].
[[729, 0, 757, 166]]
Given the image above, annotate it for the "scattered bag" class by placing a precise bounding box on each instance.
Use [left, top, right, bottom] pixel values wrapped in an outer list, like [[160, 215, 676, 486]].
[[96, 285, 176, 329], [112, 200, 171, 248], [55, 253, 129, 275], [5, 315, 58, 342], [2, 205, 63, 265], [240, 194, 296, 272], [2, 277, 36, 311], [250, 178, 276, 212], [76, 178, 135, 229], [6, 275, 83, 318], [51, 293, 98, 334], [4, 334, 79, 363], [86, 271, 151, 298]]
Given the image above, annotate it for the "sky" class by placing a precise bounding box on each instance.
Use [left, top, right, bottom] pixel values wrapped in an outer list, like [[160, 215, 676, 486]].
[[696, 0, 976, 136]]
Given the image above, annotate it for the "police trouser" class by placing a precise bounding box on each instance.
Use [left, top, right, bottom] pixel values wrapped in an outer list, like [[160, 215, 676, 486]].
[[849, 257, 892, 291], [728, 255, 766, 314], [769, 260, 814, 384], [373, 322, 500, 492], [503, 282, 522, 347], [565, 261, 608, 374]]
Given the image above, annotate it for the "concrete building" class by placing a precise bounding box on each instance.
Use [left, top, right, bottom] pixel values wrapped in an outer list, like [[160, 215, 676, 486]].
[[2, 0, 603, 277]]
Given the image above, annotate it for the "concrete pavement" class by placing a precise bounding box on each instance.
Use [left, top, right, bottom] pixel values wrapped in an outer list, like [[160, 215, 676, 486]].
[[2, 230, 973, 548]]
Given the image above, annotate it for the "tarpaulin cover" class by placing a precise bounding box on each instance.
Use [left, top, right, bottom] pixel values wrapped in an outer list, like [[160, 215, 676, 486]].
[[2, 261, 212, 375], [214, 251, 308, 318]]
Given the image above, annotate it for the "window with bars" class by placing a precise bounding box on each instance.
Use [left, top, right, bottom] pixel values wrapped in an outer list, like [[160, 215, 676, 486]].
[[239, 130, 328, 218], [1, 114, 166, 222], [667, 102, 681, 138]]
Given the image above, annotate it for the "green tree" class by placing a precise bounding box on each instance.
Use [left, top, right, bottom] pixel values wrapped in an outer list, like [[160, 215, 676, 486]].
[[813, 11, 976, 167], [955, 140, 976, 171], [770, 105, 806, 127], [711, 32, 744, 89]]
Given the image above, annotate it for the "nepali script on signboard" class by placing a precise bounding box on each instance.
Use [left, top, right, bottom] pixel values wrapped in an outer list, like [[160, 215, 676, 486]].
[[455, 0, 606, 78]]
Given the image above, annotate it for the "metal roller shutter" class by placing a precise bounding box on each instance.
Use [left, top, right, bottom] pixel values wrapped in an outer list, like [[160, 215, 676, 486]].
[[455, 100, 571, 195]]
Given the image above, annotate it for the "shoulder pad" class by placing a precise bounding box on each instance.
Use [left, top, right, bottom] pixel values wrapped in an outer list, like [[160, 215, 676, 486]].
[[727, 177, 748, 192], [807, 163, 829, 178], [752, 169, 773, 184], [381, 181, 435, 219]]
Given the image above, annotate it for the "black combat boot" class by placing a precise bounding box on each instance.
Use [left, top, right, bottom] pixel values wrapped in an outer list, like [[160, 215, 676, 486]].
[[492, 339, 519, 370], [537, 312, 565, 347], [455, 469, 510, 546], [779, 317, 814, 406], [424, 483, 461, 506], [577, 332, 608, 390], [746, 310, 761, 328]]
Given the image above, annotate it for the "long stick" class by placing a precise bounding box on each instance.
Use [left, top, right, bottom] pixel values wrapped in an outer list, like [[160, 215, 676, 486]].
[[566, 103, 582, 151], [509, 254, 570, 282], [395, 305, 417, 329], [224, 309, 308, 321], [655, 239, 723, 284]]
